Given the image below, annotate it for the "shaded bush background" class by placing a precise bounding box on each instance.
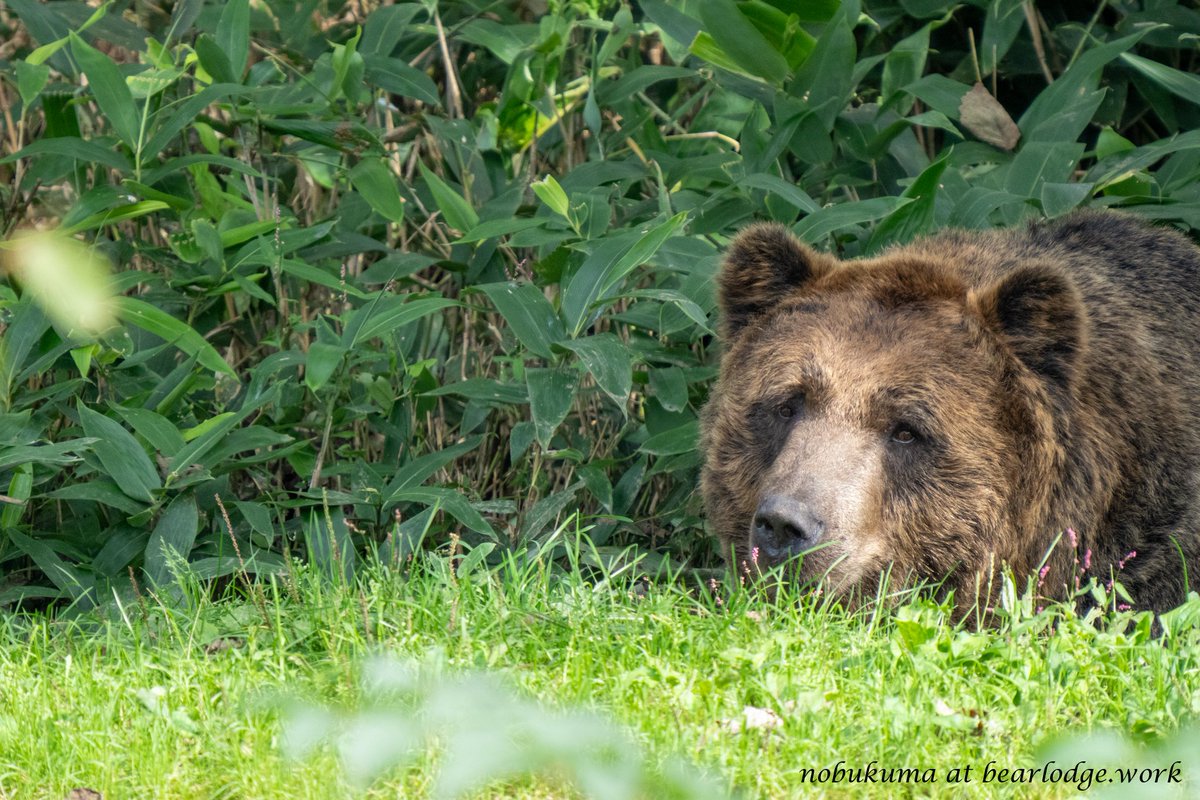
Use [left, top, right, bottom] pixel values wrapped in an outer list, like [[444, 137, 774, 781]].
[[1, 0, 1199, 607]]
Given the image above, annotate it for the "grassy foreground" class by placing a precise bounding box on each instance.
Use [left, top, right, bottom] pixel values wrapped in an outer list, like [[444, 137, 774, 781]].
[[1, 535, 1198, 800]]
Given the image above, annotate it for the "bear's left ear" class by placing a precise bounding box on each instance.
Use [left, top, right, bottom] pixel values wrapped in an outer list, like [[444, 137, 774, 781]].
[[719, 223, 834, 339], [971, 262, 1087, 391]]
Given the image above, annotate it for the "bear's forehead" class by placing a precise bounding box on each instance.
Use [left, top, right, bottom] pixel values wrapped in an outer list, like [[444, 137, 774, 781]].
[[756, 291, 977, 356], [734, 294, 992, 399]]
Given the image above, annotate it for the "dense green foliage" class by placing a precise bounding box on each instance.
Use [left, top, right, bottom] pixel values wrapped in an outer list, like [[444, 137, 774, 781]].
[[2, 0, 1200, 603], [2, 550, 1198, 798]]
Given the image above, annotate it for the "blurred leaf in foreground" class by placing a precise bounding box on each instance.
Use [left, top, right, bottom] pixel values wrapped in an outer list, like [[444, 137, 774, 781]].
[[2, 231, 117, 337], [281, 656, 723, 799]]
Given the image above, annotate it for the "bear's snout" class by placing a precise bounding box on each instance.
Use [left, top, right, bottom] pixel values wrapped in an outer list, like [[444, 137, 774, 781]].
[[751, 495, 825, 564]]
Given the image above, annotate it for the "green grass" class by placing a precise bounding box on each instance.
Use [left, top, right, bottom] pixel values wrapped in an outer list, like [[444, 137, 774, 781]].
[[1, 533, 1198, 799]]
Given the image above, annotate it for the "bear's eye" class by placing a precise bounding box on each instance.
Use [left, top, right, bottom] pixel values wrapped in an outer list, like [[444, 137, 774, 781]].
[[891, 425, 918, 444], [776, 403, 793, 419]]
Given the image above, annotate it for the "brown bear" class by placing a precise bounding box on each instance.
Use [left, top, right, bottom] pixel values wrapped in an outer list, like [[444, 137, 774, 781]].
[[700, 210, 1200, 614]]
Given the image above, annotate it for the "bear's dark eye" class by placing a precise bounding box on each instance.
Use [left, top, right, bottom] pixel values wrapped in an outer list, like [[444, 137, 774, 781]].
[[891, 425, 918, 444], [774, 393, 804, 420]]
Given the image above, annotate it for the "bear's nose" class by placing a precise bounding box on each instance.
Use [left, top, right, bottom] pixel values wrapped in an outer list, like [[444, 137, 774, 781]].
[[751, 495, 824, 562]]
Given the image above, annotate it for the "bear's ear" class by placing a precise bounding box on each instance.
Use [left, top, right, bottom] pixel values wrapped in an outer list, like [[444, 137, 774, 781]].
[[719, 223, 831, 338], [971, 263, 1087, 390]]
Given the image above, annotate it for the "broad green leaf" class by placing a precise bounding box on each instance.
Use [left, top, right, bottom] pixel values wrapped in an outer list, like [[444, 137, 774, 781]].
[[388, 487, 497, 537], [362, 55, 441, 105], [261, 119, 380, 151], [382, 435, 485, 501], [881, 24, 930, 107], [457, 217, 547, 243], [361, 4, 423, 56], [455, 18, 535, 64], [418, 163, 478, 233], [562, 213, 687, 336], [126, 66, 184, 99], [15, 61, 50, 107], [114, 406, 186, 456], [166, 0, 203, 41], [349, 158, 406, 223], [190, 552, 287, 579], [478, 282, 564, 360], [140, 83, 248, 161], [1003, 141, 1085, 199], [640, 420, 699, 456], [194, 33, 236, 84], [557, 334, 632, 410], [116, 297, 237, 377], [456, 540, 497, 576], [0, 301, 49, 406], [697, 0, 789, 84], [1086, 130, 1200, 187], [602, 65, 696, 104], [0, 439, 94, 471], [215, 0, 250, 80], [167, 385, 280, 482], [8, 531, 93, 601], [687, 32, 755, 78], [305, 342, 347, 392], [27, 35, 70, 68], [792, 197, 912, 244], [519, 485, 581, 541], [341, 296, 457, 349], [899, 0, 952, 17], [1020, 32, 1149, 142], [331, 27, 364, 103], [141, 152, 262, 185], [276, 258, 369, 300], [740, 174, 820, 214], [791, 3, 857, 129], [47, 481, 146, 514], [946, 187, 1025, 229], [867, 151, 950, 251], [624, 289, 713, 333], [144, 494, 199, 586], [422, 378, 527, 405], [526, 368, 579, 448], [1040, 182, 1092, 218], [736, 1, 815, 70], [532, 175, 570, 220], [201, 426, 294, 467], [78, 404, 161, 503], [906, 74, 971, 120], [1121, 53, 1200, 109], [93, 526, 149, 577], [70, 344, 94, 378], [1095, 127, 1136, 160], [649, 366, 688, 413], [979, 0, 1025, 74], [1, 464, 32, 528], [61, 200, 170, 235], [181, 412, 235, 442], [578, 464, 613, 512], [70, 32, 140, 150], [2, 137, 132, 172]]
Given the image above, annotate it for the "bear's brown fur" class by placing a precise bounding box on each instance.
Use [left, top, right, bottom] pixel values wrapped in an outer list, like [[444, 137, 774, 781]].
[[700, 210, 1200, 613]]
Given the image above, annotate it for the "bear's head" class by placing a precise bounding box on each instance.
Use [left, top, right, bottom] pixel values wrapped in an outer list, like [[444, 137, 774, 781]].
[[700, 223, 1086, 601]]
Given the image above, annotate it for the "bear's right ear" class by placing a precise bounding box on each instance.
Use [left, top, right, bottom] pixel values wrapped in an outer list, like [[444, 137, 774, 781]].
[[970, 262, 1087, 392], [719, 223, 830, 338]]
